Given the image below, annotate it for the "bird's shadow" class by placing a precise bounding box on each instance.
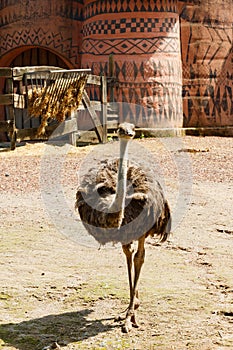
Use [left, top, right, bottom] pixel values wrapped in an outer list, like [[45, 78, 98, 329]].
[[0, 309, 118, 349]]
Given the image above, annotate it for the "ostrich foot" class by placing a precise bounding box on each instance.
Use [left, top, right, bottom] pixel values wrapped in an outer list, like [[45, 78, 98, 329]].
[[122, 317, 133, 333], [115, 302, 140, 323], [121, 315, 139, 332], [131, 314, 139, 328], [114, 314, 125, 322], [114, 298, 140, 323], [122, 310, 139, 333]]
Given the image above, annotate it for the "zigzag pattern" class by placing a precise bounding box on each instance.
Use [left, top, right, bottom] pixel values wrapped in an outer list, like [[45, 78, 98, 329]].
[[83, 0, 177, 20], [0, 28, 80, 64], [114, 59, 182, 82], [183, 83, 233, 126], [116, 82, 183, 126], [84, 60, 183, 127], [81, 36, 179, 55], [182, 26, 232, 66], [180, 2, 232, 126]]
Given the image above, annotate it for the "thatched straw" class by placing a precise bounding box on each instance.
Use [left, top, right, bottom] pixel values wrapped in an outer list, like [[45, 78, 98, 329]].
[[28, 75, 87, 136]]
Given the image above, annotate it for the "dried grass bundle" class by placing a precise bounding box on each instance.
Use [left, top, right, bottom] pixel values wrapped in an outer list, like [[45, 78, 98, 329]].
[[28, 75, 87, 136]]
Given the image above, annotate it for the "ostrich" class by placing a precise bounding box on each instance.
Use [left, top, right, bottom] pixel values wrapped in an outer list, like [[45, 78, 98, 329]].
[[75, 122, 171, 333]]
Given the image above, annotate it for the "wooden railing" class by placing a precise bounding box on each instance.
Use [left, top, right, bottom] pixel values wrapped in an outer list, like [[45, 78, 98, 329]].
[[0, 66, 107, 150]]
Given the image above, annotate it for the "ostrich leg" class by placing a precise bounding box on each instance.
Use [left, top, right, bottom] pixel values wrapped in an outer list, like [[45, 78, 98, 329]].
[[122, 236, 145, 333], [122, 243, 134, 300]]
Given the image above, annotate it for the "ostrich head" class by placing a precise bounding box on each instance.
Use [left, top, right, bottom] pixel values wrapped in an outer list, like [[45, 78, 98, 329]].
[[117, 122, 136, 140]]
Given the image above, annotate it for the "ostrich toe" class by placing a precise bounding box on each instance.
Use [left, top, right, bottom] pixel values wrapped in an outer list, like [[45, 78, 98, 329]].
[[131, 314, 139, 328], [122, 317, 133, 333]]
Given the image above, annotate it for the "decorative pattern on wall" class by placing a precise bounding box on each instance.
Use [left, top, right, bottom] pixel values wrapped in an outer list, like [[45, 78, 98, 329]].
[[85, 58, 182, 128], [82, 17, 178, 36], [0, 0, 83, 27], [83, 0, 177, 20], [180, 0, 233, 126], [116, 81, 182, 127], [82, 0, 182, 127], [82, 37, 179, 55], [0, 28, 80, 64], [1, 0, 231, 128], [182, 59, 233, 126]]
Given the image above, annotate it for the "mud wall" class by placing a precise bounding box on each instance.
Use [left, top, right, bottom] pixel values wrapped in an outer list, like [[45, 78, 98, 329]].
[[81, 0, 183, 128], [0, 0, 232, 129], [179, 0, 233, 127], [0, 0, 83, 67]]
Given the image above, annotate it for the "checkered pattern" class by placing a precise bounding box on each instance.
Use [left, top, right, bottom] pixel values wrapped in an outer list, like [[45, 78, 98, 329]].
[[160, 17, 177, 32], [82, 17, 177, 36]]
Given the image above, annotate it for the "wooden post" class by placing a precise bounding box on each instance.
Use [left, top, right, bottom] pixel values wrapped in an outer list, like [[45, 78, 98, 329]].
[[101, 75, 107, 143], [6, 74, 16, 150], [109, 54, 114, 104], [69, 110, 77, 146], [82, 89, 103, 143]]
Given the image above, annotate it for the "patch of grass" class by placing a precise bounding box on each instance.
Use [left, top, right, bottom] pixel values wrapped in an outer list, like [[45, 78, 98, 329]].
[[69, 281, 128, 304], [0, 292, 12, 300], [70, 337, 132, 349]]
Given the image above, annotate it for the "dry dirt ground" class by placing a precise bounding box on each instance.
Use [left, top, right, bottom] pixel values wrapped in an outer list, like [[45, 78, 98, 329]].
[[0, 135, 233, 350]]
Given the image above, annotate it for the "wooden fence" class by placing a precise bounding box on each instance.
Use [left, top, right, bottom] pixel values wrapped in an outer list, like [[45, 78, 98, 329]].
[[0, 66, 107, 150]]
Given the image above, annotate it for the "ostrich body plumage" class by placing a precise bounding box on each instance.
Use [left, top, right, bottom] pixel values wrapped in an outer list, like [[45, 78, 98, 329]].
[[76, 158, 170, 245]]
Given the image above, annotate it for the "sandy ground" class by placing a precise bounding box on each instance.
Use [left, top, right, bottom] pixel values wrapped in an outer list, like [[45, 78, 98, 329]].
[[0, 136, 233, 350]]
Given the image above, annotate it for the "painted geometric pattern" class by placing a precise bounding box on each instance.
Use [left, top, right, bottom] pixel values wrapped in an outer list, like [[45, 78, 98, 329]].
[[85, 60, 183, 127], [0, 28, 80, 64], [82, 36, 179, 55], [0, 1, 83, 26], [116, 81, 182, 127], [82, 17, 178, 36], [83, 0, 177, 20], [182, 69, 233, 126], [115, 59, 182, 82], [180, 3, 233, 126], [85, 58, 182, 83]]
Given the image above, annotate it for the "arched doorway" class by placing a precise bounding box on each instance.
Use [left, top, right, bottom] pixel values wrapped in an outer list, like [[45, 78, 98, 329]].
[[10, 47, 69, 69]]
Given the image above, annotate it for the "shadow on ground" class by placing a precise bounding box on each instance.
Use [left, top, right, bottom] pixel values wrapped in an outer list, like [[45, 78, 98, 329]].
[[0, 309, 118, 349]]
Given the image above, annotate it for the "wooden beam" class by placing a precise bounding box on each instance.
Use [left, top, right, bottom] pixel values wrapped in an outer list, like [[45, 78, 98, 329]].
[[4, 77, 16, 150], [0, 68, 13, 78], [0, 94, 13, 105], [16, 119, 77, 142], [16, 125, 56, 141], [14, 94, 25, 109], [52, 68, 91, 74], [0, 120, 14, 132], [101, 75, 107, 143], [77, 130, 99, 145], [82, 89, 103, 143], [49, 119, 77, 140], [12, 66, 62, 80], [87, 74, 101, 85], [0, 94, 25, 108], [77, 101, 102, 111]]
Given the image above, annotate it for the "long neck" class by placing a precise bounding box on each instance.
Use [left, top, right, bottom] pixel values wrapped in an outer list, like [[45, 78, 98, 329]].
[[110, 138, 129, 227]]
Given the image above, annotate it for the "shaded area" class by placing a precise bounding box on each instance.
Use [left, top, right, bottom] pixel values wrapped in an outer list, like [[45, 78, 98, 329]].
[[0, 309, 117, 350]]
